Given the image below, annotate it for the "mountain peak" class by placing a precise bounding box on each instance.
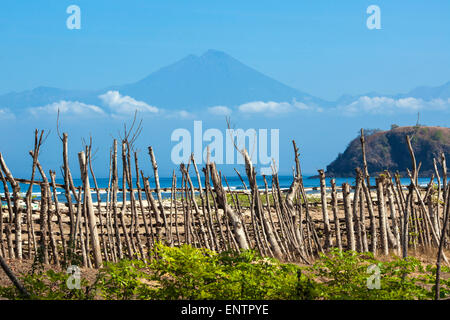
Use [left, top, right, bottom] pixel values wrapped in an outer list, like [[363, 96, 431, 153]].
[[116, 50, 320, 109], [201, 49, 230, 59]]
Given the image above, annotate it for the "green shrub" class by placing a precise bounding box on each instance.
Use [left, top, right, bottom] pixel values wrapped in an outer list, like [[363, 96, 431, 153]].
[[432, 130, 444, 141], [133, 243, 316, 300], [1, 245, 449, 300], [95, 259, 150, 300], [308, 249, 450, 300]]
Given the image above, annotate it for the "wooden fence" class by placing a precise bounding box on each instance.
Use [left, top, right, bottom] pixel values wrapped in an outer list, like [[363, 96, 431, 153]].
[[0, 129, 449, 268]]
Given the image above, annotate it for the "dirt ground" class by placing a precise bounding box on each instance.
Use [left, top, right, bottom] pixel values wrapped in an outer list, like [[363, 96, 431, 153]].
[[0, 258, 98, 290]]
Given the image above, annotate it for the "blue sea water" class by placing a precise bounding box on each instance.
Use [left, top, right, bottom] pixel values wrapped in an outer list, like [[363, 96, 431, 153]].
[[0, 175, 442, 204]]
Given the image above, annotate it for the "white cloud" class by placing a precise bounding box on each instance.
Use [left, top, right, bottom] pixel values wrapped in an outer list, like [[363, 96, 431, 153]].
[[238, 101, 292, 114], [337, 96, 450, 115], [237, 100, 321, 115], [28, 100, 105, 117], [99, 90, 159, 115], [208, 105, 232, 116], [292, 99, 323, 112], [0, 108, 15, 120]]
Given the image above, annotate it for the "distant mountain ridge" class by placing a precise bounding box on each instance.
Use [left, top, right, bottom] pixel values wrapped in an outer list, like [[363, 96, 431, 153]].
[[0, 50, 328, 111], [326, 126, 450, 177], [404, 81, 450, 100], [0, 50, 449, 112], [336, 81, 450, 106]]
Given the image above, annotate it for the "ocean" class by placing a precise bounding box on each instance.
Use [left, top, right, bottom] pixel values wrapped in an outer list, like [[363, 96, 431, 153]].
[[0, 175, 441, 203]]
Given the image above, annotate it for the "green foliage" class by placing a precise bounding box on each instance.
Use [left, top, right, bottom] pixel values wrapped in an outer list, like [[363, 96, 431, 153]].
[[1, 245, 449, 300], [432, 130, 444, 142], [305, 195, 321, 204], [95, 259, 150, 300], [94, 243, 315, 300], [0, 269, 94, 300], [308, 249, 450, 300]]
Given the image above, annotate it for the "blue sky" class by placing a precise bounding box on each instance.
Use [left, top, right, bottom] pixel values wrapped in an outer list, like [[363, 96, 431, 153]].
[[0, 1, 449, 179], [1, 0, 449, 99]]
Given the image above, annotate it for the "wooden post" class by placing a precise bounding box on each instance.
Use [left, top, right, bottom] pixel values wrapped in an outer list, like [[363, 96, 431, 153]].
[[362, 178, 377, 255], [124, 143, 144, 259], [0, 169, 15, 259], [402, 186, 413, 258], [148, 147, 172, 244], [111, 140, 123, 259], [134, 152, 153, 259], [353, 170, 363, 252], [0, 153, 23, 259], [39, 183, 49, 264], [142, 175, 164, 242], [243, 149, 283, 259], [204, 167, 227, 251], [330, 179, 342, 251], [342, 183, 355, 251], [50, 170, 67, 263], [436, 185, 450, 299], [172, 170, 182, 247], [62, 133, 76, 241], [359, 186, 369, 252], [0, 255, 30, 298], [87, 147, 109, 262], [121, 142, 136, 257], [318, 169, 332, 249], [386, 181, 401, 256], [25, 130, 42, 259], [433, 159, 442, 233], [0, 196, 5, 258], [78, 151, 103, 268], [181, 164, 211, 250], [376, 176, 389, 256], [75, 187, 87, 268], [208, 162, 249, 250]]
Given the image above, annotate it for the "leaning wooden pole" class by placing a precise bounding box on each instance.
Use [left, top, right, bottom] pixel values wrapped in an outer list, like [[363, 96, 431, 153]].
[[376, 176, 389, 256], [78, 151, 103, 268], [0, 255, 30, 298], [342, 183, 356, 251], [62, 133, 76, 243], [208, 162, 249, 250], [0, 153, 23, 260], [435, 185, 450, 300], [330, 179, 342, 251], [148, 146, 172, 245], [242, 148, 283, 259], [318, 169, 332, 249]]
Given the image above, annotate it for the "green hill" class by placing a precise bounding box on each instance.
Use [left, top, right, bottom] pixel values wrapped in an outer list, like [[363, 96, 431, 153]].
[[326, 126, 450, 177]]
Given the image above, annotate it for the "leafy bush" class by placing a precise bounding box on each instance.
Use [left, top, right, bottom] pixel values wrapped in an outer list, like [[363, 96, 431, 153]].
[[95, 259, 150, 300], [95, 243, 316, 300], [432, 130, 444, 142], [1, 245, 449, 300], [308, 249, 450, 300]]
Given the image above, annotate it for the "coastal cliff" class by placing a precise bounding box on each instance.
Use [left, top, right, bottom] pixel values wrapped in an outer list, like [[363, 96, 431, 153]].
[[326, 125, 450, 177]]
